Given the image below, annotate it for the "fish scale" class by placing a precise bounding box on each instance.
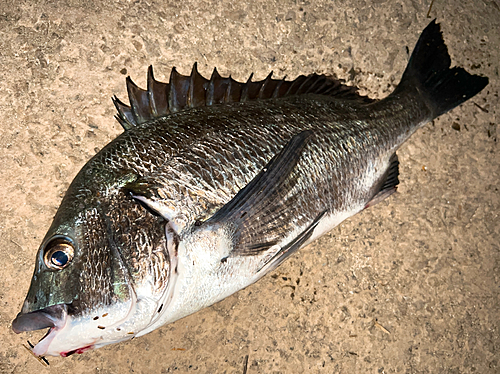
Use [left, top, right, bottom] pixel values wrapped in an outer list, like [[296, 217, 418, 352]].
[[139, 97, 394, 231], [12, 20, 488, 357]]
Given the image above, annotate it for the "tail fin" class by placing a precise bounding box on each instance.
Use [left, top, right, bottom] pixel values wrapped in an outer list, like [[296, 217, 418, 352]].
[[394, 20, 488, 117]]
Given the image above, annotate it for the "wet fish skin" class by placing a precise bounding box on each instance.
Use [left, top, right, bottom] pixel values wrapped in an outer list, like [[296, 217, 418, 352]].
[[127, 93, 427, 331], [12, 20, 488, 357]]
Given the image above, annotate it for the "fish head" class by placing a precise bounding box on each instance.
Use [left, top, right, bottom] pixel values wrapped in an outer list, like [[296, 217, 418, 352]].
[[12, 169, 172, 357]]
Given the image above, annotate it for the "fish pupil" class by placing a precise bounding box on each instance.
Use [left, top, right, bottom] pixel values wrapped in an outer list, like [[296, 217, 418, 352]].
[[51, 250, 69, 267]]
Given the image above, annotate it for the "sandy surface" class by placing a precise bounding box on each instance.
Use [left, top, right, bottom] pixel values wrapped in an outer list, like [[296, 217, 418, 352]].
[[0, 0, 498, 373]]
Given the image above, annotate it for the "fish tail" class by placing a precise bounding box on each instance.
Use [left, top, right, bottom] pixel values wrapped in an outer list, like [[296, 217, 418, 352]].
[[393, 20, 488, 118]]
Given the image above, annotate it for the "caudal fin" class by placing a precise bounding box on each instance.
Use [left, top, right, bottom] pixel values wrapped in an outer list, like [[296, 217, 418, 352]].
[[394, 20, 488, 117]]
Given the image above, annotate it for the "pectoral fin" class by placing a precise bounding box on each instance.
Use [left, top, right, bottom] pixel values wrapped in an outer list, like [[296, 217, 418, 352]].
[[256, 210, 327, 273], [203, 130, 320, 257]]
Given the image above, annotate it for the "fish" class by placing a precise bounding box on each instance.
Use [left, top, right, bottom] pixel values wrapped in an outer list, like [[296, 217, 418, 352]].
[[11, 20, 488, 358]]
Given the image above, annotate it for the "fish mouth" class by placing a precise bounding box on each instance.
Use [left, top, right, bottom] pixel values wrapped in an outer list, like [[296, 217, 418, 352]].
[[12, 303, 67, 333], [12, 304, 68, 356]]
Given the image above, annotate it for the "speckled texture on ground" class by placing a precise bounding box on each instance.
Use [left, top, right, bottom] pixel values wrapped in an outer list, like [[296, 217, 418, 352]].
[[0, 0, 498, 373]]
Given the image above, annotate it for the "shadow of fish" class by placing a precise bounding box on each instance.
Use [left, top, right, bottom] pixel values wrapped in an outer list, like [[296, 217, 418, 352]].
[[12, 20, 488, 357]]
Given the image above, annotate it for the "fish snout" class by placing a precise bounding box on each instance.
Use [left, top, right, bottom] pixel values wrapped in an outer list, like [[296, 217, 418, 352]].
[[12, 303, 67, 334]]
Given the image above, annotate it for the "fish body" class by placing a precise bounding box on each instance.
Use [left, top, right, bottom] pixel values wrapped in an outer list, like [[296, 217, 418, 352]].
[[12, 21, 488, 357]]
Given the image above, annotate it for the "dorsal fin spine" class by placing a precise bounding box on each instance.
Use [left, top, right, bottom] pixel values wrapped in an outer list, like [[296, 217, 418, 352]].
[[240, 73, 254, 102], [112, 95, 135, 130], [296, 74, 315, 94], [125, 77, 140, 125], [224, 76, 232, 103], [207, 67, 221, 106], [258, 72, 273, 99], [147, 66, 159, 117], [188, 63, 197, 108], [314, 78, 330, 95], [272, 76, 286, 98], [169, 67, 179, 112], [114, 64, 373, 130], [284, 75, 305, 96], [306, 74, 325, 93]]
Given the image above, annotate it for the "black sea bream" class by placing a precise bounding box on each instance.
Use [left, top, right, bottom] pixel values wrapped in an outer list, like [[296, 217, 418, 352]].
[[12, 21, 488, 357]]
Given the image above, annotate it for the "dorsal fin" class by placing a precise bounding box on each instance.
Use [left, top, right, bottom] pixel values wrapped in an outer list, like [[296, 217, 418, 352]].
[[114, 63, 373, 130]]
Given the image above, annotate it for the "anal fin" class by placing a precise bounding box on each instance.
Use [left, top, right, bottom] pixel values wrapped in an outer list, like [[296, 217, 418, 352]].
[[365, 154, 399, 209]]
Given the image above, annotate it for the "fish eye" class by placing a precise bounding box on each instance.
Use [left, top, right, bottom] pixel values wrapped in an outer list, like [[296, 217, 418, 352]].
[[43, 238, 74, 270]]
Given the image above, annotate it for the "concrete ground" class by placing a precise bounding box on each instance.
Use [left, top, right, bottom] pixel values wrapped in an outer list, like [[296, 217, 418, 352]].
[[0, 0, 498, 373]]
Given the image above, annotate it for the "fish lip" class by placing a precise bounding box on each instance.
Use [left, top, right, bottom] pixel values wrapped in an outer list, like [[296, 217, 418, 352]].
[[12, 304, 69, 357], [12, 303, 67, 334]]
